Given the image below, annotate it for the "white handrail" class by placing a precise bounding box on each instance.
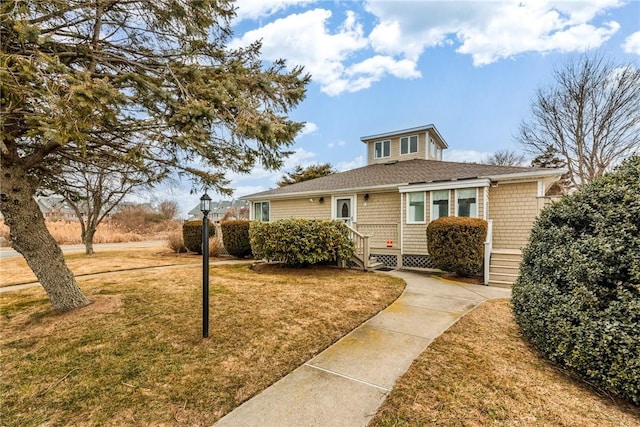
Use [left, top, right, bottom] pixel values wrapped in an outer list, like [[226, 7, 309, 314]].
[[346, 224, 370, 270], [484, 219, 493, 285]]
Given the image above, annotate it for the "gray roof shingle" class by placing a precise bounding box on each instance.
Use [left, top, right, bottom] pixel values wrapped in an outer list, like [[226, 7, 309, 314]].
[[243, 159, 558, 199]]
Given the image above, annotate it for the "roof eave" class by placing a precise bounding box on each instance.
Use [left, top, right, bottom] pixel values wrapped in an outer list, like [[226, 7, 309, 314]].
[[483, 168, 567, 182], [241, 183, 401, 201]]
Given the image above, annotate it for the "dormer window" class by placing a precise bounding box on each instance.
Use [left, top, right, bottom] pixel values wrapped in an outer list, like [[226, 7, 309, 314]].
[[374, 140, 390, 159], [400, 135, 418, 155]]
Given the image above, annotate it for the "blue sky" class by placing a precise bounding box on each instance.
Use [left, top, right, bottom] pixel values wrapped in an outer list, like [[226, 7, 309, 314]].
[[160, 0, 640, 216]]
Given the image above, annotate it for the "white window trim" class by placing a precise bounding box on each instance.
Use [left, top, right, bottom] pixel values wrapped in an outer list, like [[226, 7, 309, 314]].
[[400, 135, 419, 155], [399, 178, 491, 193], [252, 201, 270, 222], [406, 191, 426, 224], [374, 140, 391, 159], [454, 188, 479, 218]]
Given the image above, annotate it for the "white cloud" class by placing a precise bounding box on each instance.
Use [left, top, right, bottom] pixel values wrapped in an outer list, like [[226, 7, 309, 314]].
[[336, 155, 366, 172], [227, 147, 318, 195], [231, 9, 419, 95], [230, 1, 625, 95], [366, 0, 623, 66], [328, 140, 347, 149], [623, 31, 640, 55], [299, 122, 318, 137], [443, 149, 491, 163], [233, 0, 317, 22]]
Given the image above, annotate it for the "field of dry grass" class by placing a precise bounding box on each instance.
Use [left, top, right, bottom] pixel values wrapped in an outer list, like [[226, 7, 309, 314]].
[[369, 299, 640, 427], [0, 220, 178, 247], [0, 263, 405, 426]]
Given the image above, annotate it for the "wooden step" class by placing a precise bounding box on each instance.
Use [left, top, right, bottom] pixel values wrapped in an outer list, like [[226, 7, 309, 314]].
[[490, 265, 520, 275], [488, 279, 514, 288], [367, 261, 386, 270]]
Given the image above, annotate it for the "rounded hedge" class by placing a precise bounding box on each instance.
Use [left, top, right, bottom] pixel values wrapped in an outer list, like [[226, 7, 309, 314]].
[[512, 155, 640, 405], [250, 219, 355, 266], [182, 220, 214, 254], [220, 220, 252, 258], [426, 216, 488, 277]]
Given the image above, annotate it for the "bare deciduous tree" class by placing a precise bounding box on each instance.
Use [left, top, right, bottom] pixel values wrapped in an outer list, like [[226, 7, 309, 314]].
[[157, 200, 179, 221], [517, 53, 640, 187], [484, 149, 526, 166], [53, 156, 163, 255]]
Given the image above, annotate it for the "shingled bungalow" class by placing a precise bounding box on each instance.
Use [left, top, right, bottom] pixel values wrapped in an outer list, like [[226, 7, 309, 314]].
[[242, 124, 565, 286]]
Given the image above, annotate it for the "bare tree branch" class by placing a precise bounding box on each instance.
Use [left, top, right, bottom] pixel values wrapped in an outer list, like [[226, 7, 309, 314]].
[[517, 53, 640, 187]]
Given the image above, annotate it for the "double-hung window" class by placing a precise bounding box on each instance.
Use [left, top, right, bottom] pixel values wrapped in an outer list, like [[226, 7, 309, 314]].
[[407, 192, 425, 223], [374, 140, 390, 159], [456, 188, 477, 217], [431, 190, 449, 220], [400, 135, 418, 155], [253, 201, 270, 221]]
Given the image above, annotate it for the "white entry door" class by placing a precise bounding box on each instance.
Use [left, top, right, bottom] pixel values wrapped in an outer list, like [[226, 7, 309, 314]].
[[334, 197, 354, 226]]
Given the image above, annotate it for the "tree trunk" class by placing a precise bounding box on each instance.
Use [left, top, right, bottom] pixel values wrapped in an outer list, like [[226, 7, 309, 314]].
[[0, 166, 92, 312], [82, 228, 95, 255]]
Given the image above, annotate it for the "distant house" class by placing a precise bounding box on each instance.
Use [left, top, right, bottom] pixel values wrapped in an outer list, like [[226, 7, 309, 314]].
[[187, 199, 249, 221], [242, 124, 565, 286], [36, 195, 77, 222]]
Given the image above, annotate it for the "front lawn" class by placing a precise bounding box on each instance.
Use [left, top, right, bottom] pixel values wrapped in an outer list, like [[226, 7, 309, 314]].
[[1, 263, 404, 426], [0, 246, 201, 287], [369, 299, 640, 426]]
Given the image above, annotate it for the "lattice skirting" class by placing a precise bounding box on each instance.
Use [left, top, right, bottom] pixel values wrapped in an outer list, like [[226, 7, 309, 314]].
[[401, 254, 436, 269], [372, 254, 398, 268]]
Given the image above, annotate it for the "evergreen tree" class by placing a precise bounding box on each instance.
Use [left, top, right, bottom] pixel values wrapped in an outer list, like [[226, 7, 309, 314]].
[[277, 163, 336, 187], [0, 0, 310, 311]]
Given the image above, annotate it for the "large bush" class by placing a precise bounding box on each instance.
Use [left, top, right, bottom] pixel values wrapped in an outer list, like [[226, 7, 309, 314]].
[[182, 220, 215, 254], [426, 217, 488, 276], [221, 220, 252, 258], [250, 219, 355, 266], [512, 156, 640, 405]]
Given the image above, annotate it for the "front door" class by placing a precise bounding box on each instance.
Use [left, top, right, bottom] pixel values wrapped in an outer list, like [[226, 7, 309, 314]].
[[335, 197, 353, 226]]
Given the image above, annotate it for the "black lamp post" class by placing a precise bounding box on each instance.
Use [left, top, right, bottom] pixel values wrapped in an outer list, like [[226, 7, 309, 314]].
[[200, 192, 211, 339]]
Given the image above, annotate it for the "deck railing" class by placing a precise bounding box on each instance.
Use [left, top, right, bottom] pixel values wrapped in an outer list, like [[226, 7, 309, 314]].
[[346, 224, 370, 269]]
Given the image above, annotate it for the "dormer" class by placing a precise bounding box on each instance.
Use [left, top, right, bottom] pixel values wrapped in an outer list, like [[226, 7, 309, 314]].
[[360, 124, 448, 165]]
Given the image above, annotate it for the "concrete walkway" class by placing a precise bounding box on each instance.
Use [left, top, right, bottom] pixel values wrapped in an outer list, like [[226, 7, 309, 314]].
[[214, 269, 511, 427]]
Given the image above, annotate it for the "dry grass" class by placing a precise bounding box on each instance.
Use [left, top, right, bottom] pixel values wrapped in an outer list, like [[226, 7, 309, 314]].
[[0, 246, 204, 287], [0, 220, 180, 247], [0, 264, 405, 426], [369, 299, 640, 427]]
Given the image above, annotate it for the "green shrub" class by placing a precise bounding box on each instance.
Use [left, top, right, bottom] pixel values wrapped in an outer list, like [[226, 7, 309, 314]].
[[221, 220, 252, 258], [512, 155, 640, 405], [426, 217, 488, 276], [182, 220, 214, 254], [250, 219, 355, 267]]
